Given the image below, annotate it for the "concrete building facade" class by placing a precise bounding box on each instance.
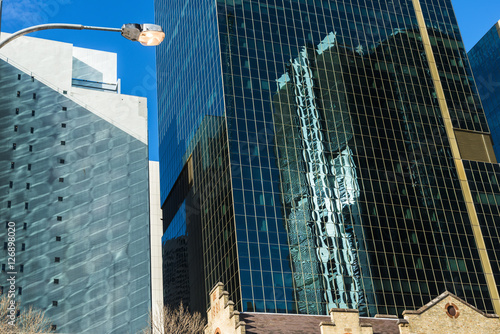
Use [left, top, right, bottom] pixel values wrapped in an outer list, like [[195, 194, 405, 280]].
[[0, 35, 155, 333]]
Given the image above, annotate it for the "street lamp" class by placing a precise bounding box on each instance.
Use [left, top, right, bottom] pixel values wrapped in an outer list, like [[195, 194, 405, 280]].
[[0, 23, 165, 49]]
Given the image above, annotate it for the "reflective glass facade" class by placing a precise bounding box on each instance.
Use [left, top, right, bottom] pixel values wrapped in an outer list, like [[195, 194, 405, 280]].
[[468, 21, 500, 160], [0, 59, 151, 333], [156, 0, 500, 317]]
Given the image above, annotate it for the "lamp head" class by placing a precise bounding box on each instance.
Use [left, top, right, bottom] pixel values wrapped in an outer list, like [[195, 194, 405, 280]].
[[121, 23, 165, 46]]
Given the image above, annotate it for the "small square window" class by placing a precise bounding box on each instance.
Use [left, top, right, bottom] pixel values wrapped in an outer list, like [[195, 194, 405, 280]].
[[62, 107, 67, 111], [59, 159, 65, 164], [31, 110, 35, 116], [51, 325, 57, 331], [52, 301, 58, 306], [56, 236, 61, 241], [16, 91, 20, 97], [21, 243, 25, 251], [56, 216, 62, 221], [61, 123, 66, 128], [30, 127, 34, 134], [54, 257, 60, 263], [27, 164, 31, 171], [58, 197, 63, 202], [61, 141, 65, 146], [54, 279, 59, 284], [26, 183, 30, 189], [59, 178, 64, 182]]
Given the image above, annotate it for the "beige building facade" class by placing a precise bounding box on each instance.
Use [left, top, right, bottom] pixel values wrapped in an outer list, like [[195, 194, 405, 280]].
[[205, 283, 500, 334]]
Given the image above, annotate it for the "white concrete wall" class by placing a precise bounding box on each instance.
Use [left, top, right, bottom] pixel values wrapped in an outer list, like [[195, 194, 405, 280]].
[[73, 46, 117, 83], [149, 161, 164, 334], [0, 33, 73, 90]]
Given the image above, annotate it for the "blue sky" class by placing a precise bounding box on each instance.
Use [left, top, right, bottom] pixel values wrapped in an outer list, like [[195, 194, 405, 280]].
[[1, 0, 499, 161]]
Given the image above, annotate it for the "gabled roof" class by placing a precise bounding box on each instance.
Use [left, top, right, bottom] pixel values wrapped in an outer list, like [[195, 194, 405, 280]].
[[402, 291, 499, 318]]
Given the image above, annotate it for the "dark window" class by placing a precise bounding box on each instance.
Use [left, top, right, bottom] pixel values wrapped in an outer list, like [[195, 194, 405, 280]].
[[32, 93, 36, 99], [52, 301, 58, 306], [15, 108, 19, 114], [23, 223, 27, 230], [11, 162, 14, 169], [62, 107, 67, 111], [21, 244, 25, 251], [17, 74, 21, 80], [61, 123, 66, 128], [58, 197, 63, 202], [29, 145, 33, 152], [56, 236, 61, 241], [30, 127, 34, 134], [31, 110, 35, 116], [61, 141, 65, 146], [16, 91, 20, 97], [12, 143, 16, 150], [9, 181, 13, 188], [56, 216, 62, 221], [1, 264, 5, 271], [51, 325, 57, 331], [7, 201, 11, 208], [3, 242, 6, 250], [14, 125, 18, 132], [31, 76, 34, 82], [26, 183, 30, 189], [24, 203, 28, 210], [59, 159, 65, 164], [18, 287, 22, 295], [54, 257, 60, 263], [54, 279, 59, 284], [27, 164, 31, 171], [19, 265, 23, 273], [59, 178, 64, 182]]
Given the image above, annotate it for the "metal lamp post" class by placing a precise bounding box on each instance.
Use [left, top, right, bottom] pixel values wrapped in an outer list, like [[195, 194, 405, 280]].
[[0, 23, 165, 49]]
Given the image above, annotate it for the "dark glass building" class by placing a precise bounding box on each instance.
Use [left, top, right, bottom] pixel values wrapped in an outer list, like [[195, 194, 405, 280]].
[[468, 20, 500, 159], [155, 0, 500, 317]]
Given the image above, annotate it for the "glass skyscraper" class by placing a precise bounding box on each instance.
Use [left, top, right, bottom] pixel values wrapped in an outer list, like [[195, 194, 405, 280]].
[[468, 20, 500, 159], [156, 0, 500, 317]]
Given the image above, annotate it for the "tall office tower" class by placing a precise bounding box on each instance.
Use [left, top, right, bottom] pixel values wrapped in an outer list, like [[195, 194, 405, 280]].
[[0, 35, 157, 333], [468, 20, 500, 159], [156, 0, 500, 317]]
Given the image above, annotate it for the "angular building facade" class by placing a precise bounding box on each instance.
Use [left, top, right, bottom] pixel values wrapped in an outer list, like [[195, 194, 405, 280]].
[[468, 20, 500, 159], [0, 35, 154, 333], [156, 0, 500, 318]]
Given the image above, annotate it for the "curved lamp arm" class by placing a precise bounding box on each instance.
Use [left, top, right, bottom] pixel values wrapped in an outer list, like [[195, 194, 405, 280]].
[[0, 23, 164, 49]]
